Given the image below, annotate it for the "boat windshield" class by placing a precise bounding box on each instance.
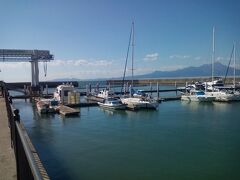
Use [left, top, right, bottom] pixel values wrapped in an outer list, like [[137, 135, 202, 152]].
[[111, 101, 118, 104], [196, 91, 205, 95]]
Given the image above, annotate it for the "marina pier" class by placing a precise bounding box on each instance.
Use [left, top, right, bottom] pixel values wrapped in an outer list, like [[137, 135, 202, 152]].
[[1, 1, 240, 179], [0, 82, 49, 180], [0, 90, 16, 180]]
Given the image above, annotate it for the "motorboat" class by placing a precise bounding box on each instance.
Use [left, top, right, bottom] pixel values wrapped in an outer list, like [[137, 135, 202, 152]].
[[98, 98, 126, 110], [36, 99, 57, 114], [181, 90, 215, 102], [85, 89, 116, 102], [121, 96, 159, 110], [54, 84, 80, 105], [97, 89, 115, 99]]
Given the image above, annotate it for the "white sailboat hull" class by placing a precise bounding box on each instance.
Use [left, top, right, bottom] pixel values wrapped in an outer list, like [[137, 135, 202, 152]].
[[181, 95, 215, 102], [205, 92, 236, 102]]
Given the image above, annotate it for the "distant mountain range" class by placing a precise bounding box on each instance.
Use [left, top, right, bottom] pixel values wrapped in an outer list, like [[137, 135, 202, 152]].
[[132, 62, 240, 79], [53, 62, 240, 81]]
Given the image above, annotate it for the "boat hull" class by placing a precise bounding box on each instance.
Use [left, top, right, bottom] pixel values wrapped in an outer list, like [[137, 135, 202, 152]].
[[36, 100, 56, 114], [37, 105, 55, 114], [98, 102, 126, 110], [181, 95, 215, 102], [121, 97, 159, 110], [206, 92, 237, 102]]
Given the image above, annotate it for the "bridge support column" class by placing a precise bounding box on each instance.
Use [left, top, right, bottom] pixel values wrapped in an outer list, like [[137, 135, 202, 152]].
[[34, 61, 39, 86], [30, 60, 40, 89], [31, 61, 36, 87]]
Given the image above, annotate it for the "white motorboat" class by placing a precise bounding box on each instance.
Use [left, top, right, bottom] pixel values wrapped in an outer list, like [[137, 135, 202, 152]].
[[85, 89, 116, 102], [97, 89, 115, 99], [181, 90, 215, 102], [121, 96, 159, 110], [54, 84, 80, 105], [98, 98, 126, 110]]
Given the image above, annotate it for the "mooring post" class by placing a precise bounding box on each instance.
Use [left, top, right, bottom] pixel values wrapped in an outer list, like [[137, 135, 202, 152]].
[[46, 84, 48, 95], [157, 82, 159, 100], [185, 82, 188, 93], [89, 84, 92, 94], [129, 84, 132, 97], [23, 85, 26, 95], [40, 86, 43, 97], [86, 84, 88, 95], [175, 81, 177, 96], [96, 83, 99, 92], [150, 82, 152, 95]]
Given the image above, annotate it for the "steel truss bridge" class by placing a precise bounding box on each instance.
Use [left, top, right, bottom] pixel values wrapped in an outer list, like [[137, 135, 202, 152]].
[[0, 49, 54, 87]]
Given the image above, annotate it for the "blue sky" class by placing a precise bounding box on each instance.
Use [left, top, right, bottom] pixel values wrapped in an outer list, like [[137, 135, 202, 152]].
[[0, 0, 240, 82]]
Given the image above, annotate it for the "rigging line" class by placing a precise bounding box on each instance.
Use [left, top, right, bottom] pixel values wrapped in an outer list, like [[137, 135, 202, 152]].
[[236, 43, 240, 76], [224, 44, 234, 84], [131, 21, 134, 88], [121, 24, 133, 93]]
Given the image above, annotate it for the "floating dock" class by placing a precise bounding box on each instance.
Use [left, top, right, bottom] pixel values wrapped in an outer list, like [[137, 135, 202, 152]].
[[85, 95, 105, 102], [67, 102, 98, 107], [57, 105, 80, 116]]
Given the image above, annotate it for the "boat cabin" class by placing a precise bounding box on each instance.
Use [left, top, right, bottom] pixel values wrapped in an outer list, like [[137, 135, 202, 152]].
[[54, 84, 75, 104], [133, 90, 146, 97], [97, 89, 115, 99]]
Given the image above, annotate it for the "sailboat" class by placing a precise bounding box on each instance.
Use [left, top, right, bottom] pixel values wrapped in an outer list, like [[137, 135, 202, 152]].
[[120, 22, 159, 110], [204, 27, 235, 102], [231, 42, 240, 101]]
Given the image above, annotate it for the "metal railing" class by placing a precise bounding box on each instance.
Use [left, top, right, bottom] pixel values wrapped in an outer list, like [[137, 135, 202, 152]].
[[1, 82, 50, 180]]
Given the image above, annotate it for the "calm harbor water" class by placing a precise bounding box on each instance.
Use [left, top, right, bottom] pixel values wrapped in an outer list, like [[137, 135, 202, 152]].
[[13, 95, 240, 180]]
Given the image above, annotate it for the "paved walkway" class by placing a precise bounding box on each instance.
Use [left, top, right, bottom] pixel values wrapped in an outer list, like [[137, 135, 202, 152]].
[[0, 96, 17, 180]]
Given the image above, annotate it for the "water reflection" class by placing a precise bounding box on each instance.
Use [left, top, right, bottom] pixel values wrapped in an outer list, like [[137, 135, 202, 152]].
[[98, 107, 127, 117], [212, 101, 240, 112], [12, 98, 240, 180], [181, 101, 215, 112]]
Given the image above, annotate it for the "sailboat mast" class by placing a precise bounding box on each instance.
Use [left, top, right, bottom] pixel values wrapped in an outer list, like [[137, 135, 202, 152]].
[[233, 42, 236, 89], [131, 22, 134, 88], [121, 23, 133, 93], [212, 26, 215, 83]]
